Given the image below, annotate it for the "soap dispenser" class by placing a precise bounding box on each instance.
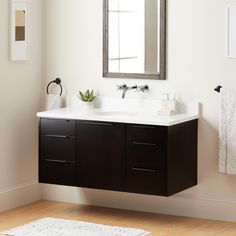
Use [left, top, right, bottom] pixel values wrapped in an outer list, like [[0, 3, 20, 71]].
[[158, 93, 176, 116]]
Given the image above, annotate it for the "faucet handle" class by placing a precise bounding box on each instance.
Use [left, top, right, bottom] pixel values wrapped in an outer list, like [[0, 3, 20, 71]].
[[139, 85, 149, 93], [117, 84, 127, 91]]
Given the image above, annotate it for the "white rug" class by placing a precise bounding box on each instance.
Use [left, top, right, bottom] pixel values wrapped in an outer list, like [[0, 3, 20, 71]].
[[2, 217, 151, 236]]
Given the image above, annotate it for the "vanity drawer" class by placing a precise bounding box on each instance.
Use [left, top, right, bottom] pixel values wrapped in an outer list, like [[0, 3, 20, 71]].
[[40, 119, 76, 136], [39, 160, 76, 186], [127, 142, 162, 170], [127, 168, 166, 196], [41, 136, 75, 161], [127, 124, 166, 144]]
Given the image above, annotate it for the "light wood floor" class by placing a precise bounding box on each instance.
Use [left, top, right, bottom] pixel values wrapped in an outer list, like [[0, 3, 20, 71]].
[[0, 201, 236, 236]]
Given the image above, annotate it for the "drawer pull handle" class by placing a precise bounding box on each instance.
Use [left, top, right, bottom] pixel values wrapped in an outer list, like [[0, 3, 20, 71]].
[[132, 167, 157, 173], [132, 141, 157, 147], [45, 159, 69, 164], [45, 135, 73, 139]]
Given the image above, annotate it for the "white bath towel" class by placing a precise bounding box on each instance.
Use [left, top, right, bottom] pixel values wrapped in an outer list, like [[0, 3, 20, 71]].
[[219, 88, 236, 175], [46, 94, 62, 110]]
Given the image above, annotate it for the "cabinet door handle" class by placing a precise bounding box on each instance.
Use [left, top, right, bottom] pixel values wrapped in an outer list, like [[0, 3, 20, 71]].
[[80, 121, 114, 126], [44, 159, 68, 164], [44, 135, 73, 139], [132, 141, 157, 147], [132, 167, 157, 173], [131, 125, 156, 129]]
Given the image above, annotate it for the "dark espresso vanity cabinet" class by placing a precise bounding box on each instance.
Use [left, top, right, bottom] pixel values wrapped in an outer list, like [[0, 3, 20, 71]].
[[39, 118, 198, 197]]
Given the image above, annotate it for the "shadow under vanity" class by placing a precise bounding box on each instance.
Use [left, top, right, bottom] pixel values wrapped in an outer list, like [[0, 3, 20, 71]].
[[38, 109, 198, 197]]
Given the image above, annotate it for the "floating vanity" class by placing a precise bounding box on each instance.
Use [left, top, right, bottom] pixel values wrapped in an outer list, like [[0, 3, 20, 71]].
[[37, 97, 199, 197]]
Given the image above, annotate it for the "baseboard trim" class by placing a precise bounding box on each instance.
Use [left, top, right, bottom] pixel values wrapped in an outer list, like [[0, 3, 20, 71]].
[[0, 180, 38, 194], [42, 184, 236, 222], [0, 180, 41, 213], [176, 192, 236, 205]]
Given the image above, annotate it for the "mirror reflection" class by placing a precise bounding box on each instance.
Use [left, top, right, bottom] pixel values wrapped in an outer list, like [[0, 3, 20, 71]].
[[108, 0, 159, 74], [15, 10, 25, 41]]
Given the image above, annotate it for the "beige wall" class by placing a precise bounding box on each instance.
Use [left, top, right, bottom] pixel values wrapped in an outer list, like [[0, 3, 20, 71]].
[[0, 0, 42, 211], [40, 0, 236, 221]]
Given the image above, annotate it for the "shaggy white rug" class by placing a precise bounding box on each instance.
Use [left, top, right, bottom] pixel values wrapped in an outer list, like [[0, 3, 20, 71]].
[[2, 217, 150, 236]]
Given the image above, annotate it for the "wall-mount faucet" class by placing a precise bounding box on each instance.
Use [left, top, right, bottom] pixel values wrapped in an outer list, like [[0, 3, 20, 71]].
[[117, 84, 138, 99], [117, 84, 149, 99]]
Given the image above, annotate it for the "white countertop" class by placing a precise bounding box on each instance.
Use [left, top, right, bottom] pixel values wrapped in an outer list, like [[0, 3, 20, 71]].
[[37, 107, 199, 126]]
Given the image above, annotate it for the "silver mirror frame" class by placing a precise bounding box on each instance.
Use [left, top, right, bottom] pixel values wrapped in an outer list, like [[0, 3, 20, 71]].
[[103, 0, 166, 80]]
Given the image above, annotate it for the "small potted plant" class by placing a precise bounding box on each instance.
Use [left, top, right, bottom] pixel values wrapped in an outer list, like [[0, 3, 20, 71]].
[[77, 89, 96, 112]]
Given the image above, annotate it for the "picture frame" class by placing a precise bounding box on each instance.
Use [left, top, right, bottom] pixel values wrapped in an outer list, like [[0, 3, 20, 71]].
[[10, 0, 29, 61]]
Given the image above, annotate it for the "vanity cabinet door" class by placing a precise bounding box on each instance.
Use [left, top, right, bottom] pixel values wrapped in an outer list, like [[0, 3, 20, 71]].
[[77, 121, 126, 191]]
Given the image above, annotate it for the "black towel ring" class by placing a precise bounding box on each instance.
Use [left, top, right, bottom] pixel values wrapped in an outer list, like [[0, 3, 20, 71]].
[[46, 78, 63, 96]]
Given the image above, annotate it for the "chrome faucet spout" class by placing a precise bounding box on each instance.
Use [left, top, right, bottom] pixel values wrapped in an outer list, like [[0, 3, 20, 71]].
[[117, 84, 138, 99], [122, 87, 129, 99]]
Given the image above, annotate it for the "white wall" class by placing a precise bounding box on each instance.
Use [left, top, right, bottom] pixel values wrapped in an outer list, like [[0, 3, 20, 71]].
[[0, 0, 42, 212], [42, 0, 236, 221]]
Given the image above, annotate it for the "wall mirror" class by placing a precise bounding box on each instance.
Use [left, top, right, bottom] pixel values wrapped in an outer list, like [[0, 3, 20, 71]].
[[103, 0, 166, 80]]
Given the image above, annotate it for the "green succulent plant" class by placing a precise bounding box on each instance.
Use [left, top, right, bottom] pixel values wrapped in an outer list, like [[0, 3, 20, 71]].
[[77, 89, 96, 102]]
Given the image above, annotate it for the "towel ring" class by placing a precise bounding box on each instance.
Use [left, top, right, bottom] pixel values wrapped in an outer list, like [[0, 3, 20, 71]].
[[46, 78, 63, 96]]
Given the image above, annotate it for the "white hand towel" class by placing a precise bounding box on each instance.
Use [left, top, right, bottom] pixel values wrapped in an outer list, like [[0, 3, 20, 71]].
[[46, 94, 62, 110], [219, 88, 236, 175]]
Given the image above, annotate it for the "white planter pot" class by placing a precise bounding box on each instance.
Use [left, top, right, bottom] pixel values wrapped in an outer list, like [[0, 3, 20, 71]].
[[80, 101, 94, 113]]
